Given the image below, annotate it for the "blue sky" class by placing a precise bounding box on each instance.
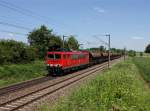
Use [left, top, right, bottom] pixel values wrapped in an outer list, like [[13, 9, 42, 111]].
[[0, 0, 150, 51]]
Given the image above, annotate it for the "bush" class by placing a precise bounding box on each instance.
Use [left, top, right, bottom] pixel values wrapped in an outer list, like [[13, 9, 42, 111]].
[[0, 60, 46, 87], [128, 50, 136, 57], [140, 52, 143, 56], [0, 39, 37, 64]]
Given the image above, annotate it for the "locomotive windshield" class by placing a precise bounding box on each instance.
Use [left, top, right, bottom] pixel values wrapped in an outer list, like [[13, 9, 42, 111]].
[[55, 54, 61, 59], [48, 54, 61, 59], [48, 54, 54, 59]]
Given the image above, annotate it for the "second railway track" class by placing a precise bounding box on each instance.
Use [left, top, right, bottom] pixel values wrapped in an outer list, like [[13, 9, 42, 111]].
[[0, 58, 122, 111], [0, 77, 55, 96]]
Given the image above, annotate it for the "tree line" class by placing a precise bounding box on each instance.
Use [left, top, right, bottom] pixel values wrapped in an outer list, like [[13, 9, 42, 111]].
[[0, 40, 36, 64], [145, 44, 150, 53], [0, 25, 80, 64], [1, 25, 150, 65]]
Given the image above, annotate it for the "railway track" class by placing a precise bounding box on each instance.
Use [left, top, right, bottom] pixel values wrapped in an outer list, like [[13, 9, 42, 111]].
[[0, 77, 55, 96], [0, 58, 122, 111]]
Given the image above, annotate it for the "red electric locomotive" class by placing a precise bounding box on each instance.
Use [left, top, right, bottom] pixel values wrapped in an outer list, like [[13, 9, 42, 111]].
[[46, 51, 89, 75], [46, 45, 121, 76]]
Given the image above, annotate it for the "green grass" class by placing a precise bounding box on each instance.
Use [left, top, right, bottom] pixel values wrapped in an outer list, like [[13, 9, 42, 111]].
[[133, 57, 150, 83], [39, 59, 150, 111], [143, 53, 150, 57], [0, 61, 47, 87]]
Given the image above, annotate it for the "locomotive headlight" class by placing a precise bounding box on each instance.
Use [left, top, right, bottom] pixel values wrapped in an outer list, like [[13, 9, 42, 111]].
[[47, 64, 54, 67], [53, 64, 62, 67], [50, 64, 53, 67], [58, 64, 62, 67], [54, 64, 58, 67]]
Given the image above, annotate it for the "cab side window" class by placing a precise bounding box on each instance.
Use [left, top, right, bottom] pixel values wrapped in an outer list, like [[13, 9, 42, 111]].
[[79, 54, 85, 59], [63, 54, 67, 59], [72, 54, 78, 60], [55, 54, 61, 59], [67, 54, 70, 59]]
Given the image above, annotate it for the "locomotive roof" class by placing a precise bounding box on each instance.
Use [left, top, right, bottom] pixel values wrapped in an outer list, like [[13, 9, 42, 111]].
[[47, 51, 89, 54]]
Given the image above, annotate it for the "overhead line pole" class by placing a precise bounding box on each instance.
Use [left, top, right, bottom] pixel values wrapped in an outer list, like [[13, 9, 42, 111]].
[[93, 34, 111, 68], [79, 44, 84, 50], [106, 34, 110, 69], [63, 35, 65, 51], [124, 47, 126, 61], [62, 35, 68, 51]]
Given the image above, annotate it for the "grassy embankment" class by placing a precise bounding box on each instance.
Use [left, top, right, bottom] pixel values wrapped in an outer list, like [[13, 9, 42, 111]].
[[39, 59, 150, 111], [133, 57, 150, 83], [0, 61, 47, 87]]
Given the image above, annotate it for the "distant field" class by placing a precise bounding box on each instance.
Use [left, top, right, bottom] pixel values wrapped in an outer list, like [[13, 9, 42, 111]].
[[136, 52, 150, 57], [0, 61, 47, 88], [133, 57, 150, 83], [39, 59, 150, 111], [143, 53, 150, 57]]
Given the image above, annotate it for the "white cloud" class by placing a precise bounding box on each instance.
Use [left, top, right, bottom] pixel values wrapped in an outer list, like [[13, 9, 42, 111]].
[[8, 33, 15, 37], [131, 36, 144, 40], [93, 7, 105, 13]]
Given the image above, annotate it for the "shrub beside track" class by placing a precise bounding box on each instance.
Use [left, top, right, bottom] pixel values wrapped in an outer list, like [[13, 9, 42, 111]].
[[0, 61, 46, 87]]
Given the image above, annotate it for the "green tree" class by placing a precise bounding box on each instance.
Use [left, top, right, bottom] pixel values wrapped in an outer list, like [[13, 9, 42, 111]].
[[145, 44, 150, 53], [20, 46, 37, 62], [49, 35, 62, 47], [0, 39, 36, 64], [128, 50, 136, 57], [28, 25, 62, 58], [0, 46, 6, 64], [67, 36, 79, 50], [99, 46, 106, 52], [140, 52, 143, 57]]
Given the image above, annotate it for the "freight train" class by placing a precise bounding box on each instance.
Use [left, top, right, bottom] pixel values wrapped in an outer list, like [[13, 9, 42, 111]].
[[46, 47, 121, 76]]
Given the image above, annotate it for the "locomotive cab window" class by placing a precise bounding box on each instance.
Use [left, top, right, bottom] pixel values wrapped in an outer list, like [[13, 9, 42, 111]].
[[79, 54, 85, 59], [63, 54, 67, 59], [48, 54, 54, 59], [55, 54, 61, 59], [48, 54, 61, 59], [72, 54, 78, 60]]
